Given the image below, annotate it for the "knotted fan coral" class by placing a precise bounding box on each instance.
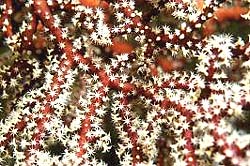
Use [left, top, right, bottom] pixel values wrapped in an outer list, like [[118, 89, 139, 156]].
[[0, 0, 250, 165]]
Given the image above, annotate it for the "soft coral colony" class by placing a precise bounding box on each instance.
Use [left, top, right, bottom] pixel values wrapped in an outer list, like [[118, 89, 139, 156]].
[[0, 0, 250, 165]]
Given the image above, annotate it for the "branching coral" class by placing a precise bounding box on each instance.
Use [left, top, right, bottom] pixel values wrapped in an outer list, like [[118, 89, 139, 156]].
[[0, 0, 250, 165]]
